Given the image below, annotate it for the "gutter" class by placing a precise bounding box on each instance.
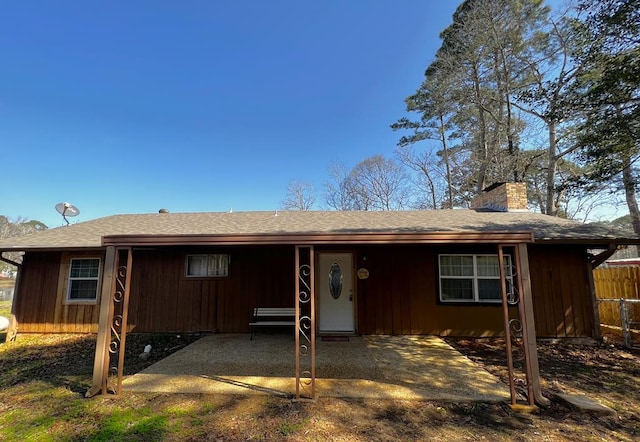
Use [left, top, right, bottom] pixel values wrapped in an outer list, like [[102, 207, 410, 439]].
[[589, 244, 620, 268], [0, 252, 22, 268]]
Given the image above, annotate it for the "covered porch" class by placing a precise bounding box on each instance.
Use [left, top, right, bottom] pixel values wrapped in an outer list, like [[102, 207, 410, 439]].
[[122, 333, 511, 401], [88, 232, 546, 405]]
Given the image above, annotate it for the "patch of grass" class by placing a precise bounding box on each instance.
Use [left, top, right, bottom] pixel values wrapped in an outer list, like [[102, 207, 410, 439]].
[[278, 417, 309, 436], [0, 300, 12, 318], [0, 384, 79, 441], [87, 409, 168, 442]]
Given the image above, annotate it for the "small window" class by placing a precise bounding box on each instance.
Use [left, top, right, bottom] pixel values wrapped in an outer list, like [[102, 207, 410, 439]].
[[67, 258, 101, 302], [439, 254, 513, 303], [186, 254, 229, 277]]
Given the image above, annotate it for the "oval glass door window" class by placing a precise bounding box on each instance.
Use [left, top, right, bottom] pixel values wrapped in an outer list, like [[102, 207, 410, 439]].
[[329, 262, 343, 299]]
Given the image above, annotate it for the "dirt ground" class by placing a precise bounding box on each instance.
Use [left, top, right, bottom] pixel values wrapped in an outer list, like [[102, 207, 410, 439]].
[[446, 334, 640, 440], [1, 332, 639, 441]]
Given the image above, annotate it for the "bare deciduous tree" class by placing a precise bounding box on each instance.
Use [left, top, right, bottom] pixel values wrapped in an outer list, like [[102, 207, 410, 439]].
[[396, 144, 445, 209], [0, 216, 47, 273], [324, 162, 357, 211], [324, 156, 410, 211], [281, 180, 316, 211]]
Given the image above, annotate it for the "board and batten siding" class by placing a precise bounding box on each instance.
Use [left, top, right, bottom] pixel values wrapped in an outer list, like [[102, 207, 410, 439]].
[[355, 245, 516, 337], [356, 244, 595, 338], [13, 244, 596, 338], [528, 244, 595, 337], [14, 251, 102, 333], [127, 246, 296, 333]]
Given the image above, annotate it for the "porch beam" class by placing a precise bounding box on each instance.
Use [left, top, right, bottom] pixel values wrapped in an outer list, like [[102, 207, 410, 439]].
[[86, 245, 117, 398], [102, 231, 534, 247]]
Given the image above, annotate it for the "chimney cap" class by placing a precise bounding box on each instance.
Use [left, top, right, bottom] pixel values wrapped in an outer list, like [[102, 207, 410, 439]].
[[482, 182, 507, 192]]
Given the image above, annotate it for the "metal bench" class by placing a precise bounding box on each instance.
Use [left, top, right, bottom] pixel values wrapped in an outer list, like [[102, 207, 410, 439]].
[[249, 307, 295, 340]]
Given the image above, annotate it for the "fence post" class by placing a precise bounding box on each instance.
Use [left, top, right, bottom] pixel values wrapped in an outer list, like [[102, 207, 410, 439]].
[[620, 300, 631, 348]]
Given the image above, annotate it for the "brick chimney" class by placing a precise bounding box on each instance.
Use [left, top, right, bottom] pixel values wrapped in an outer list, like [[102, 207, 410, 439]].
[[470, 182, 528, 212]]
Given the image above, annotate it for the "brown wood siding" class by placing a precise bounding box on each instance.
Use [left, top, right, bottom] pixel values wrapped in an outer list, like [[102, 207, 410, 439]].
[[355, 244, 593, 337], [528, 244, 593, 337], [355, 245, 513, 337], [127, 246, 295, 333], [15, 251, 102, 333], [14, 243, 594, 338]]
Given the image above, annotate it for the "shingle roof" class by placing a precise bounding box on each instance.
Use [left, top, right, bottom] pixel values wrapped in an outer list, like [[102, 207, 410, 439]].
[[0, 210, 636, 251]]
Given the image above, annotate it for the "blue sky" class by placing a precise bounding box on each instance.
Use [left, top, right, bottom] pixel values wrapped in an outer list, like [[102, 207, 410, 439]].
[[2, 1, 572, 228]]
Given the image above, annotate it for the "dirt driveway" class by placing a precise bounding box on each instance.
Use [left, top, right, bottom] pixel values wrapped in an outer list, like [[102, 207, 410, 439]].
[[123, 334, 510, 401]]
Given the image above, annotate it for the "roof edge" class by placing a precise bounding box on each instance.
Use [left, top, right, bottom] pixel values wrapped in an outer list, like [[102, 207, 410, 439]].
[[102, 231, 535, 246]]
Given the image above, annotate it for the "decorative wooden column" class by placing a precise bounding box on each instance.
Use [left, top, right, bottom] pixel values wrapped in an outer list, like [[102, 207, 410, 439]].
[[294, 245, 316, 401], [515, 243, 549, 406], [86, 246, 133, 397], [498, 244, 549, 407]]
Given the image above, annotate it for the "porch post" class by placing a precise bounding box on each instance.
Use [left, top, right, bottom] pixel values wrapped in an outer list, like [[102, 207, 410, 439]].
[[2, 256, 22, 342], [115, 247, 133, 395], [516, 243, 550, 406], [497, 245, 518, 405], [86, 245, 117, 397], [294, 245, 316, 401]]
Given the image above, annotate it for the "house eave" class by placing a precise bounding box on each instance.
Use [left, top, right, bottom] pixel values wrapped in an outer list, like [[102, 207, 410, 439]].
[[0, 246, 106, 253], [5, 233, 637, 251], [101, 231, 535, 246], [533, 238, 640, 246]]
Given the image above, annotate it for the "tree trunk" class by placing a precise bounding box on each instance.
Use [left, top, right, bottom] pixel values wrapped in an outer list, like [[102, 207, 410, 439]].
[[545, 121, 558, 216], [622, 157, 640, 239], [496, 48, 519, 182], [439, 114, 454, 209], [472, 63, 490, 193]]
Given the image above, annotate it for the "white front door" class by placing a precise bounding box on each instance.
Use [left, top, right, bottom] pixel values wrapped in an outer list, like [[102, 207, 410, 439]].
[[318, 253, 354, 333]]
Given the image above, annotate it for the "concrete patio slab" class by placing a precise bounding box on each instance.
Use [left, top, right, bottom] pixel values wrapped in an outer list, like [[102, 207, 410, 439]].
[[123, 334, 511, 401], [554, 393, 617, 415]]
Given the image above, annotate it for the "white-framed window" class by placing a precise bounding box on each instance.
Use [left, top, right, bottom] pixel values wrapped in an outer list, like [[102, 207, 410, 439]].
[[186, 254, 229, 277], [438, 254, 513, 303], [67, 258, 101, 303]]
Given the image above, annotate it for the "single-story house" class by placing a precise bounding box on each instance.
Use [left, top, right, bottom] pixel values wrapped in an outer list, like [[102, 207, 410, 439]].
[[0, 183, 636, 401]]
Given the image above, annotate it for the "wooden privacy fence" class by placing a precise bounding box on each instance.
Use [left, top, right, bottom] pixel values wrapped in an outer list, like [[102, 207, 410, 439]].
[[593, 266, 640, 347]]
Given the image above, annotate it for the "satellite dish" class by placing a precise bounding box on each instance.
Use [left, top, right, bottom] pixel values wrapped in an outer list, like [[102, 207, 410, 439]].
[[55, 202, 80, 225]]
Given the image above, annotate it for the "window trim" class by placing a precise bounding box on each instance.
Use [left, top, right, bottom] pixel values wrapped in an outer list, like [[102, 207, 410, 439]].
[[438, 254, 513, 304], [185, 254, 230, 278], [66, 257, 102, 304]]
